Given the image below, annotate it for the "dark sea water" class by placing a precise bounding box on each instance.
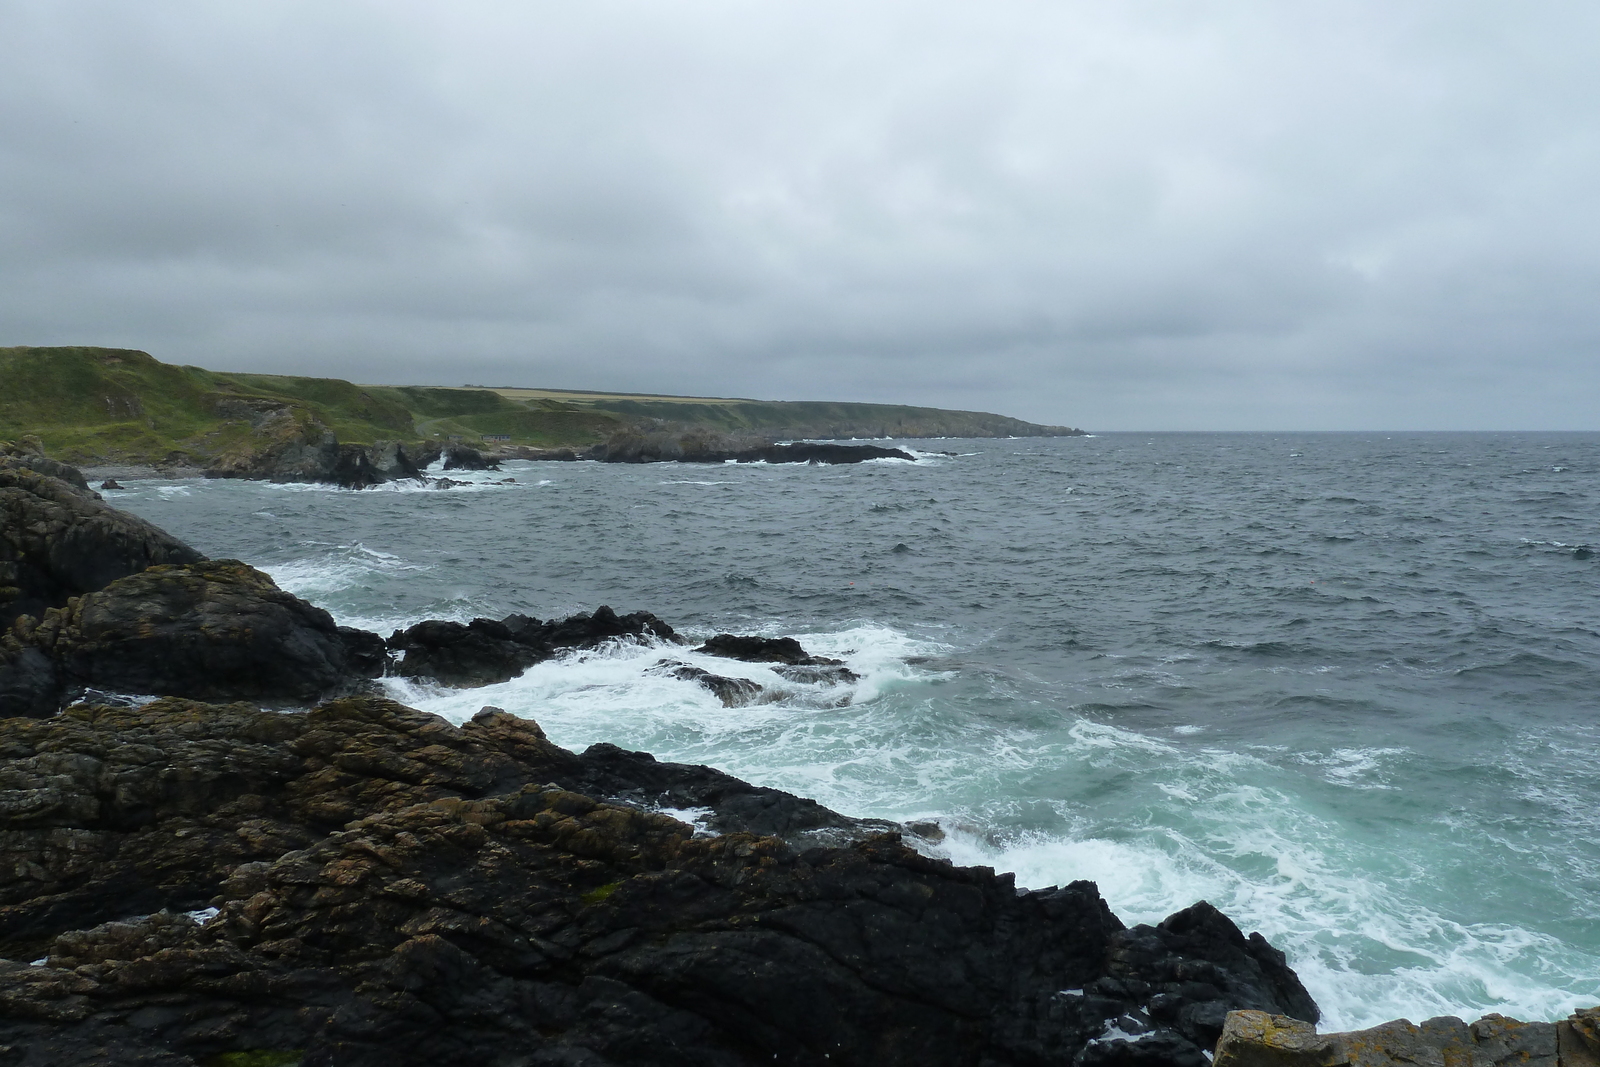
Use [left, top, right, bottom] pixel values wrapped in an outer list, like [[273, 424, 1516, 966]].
[[104, 432, 1600, 1028]]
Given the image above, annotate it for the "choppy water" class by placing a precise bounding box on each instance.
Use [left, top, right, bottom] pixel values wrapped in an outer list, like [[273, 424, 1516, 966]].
[[105, 433, 1600, 1029]]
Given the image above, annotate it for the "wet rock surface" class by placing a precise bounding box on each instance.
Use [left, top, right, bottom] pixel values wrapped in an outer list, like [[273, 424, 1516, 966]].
[[649, 659, 765, 706], [0, 455, 205, 627], [1214, 1006, 1600, 1067], [388, 606, 679, 687], [0, 696, 1318, 1067], [0, 561, 382, 716], [695, 633, 862, 686]]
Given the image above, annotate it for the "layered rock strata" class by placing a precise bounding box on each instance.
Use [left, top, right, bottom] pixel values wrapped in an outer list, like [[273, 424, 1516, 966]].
[[1215, 1007, 1600, 1067], [0, 696, 1319, 1066]]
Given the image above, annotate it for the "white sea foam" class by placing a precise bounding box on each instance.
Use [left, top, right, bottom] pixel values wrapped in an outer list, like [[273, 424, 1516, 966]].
[[926, 719, 1600, 1030]]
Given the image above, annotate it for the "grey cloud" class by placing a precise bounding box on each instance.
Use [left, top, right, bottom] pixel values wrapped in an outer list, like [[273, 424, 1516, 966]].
[[3, 0, 1599, 428]]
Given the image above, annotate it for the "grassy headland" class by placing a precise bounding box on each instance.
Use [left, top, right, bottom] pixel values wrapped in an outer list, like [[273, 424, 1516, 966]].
[[0, 346, 1080, 466]]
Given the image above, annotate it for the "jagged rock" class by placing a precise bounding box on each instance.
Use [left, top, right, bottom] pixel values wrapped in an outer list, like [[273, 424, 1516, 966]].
[[369, 441, 429, 482], [442, 446, 499, 471], [1215, 1008, 1600, 1067], [0, 561, 383, 715], [0, 697, 1318, 1066], [695, 633, 861, 685], [0, 458, 205, 627], [206, 411, 429, 490], [650, 659, 764, 706], [389, 607, 679, 688]]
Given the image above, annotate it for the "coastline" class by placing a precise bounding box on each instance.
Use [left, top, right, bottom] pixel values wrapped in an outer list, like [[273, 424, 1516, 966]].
[[6, 438, 1593, 1062]]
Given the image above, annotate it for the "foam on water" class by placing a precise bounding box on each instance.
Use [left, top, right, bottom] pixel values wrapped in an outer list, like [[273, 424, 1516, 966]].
[[104, 433, 1600, 1031]]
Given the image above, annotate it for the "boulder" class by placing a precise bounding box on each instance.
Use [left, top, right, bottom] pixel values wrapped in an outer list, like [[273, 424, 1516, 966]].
[[0, 458, 205, 627], [0, 696, 1319, 1066], [390, 606, 679, 687], [2, 560, 383, 714]]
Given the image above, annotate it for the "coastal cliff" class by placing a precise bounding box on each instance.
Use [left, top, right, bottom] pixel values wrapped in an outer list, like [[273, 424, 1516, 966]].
[[0, 347, 1082, 475]]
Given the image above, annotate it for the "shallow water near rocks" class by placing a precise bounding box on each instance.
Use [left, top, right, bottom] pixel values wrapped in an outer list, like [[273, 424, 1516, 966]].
[[105, 432, 1600, 1029]]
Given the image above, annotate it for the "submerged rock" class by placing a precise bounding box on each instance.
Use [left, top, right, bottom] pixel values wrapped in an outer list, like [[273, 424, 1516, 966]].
[[0, 696, 1318, 1066], [0, 457, 205, 627], [650, 658, 765, 706], [0, 560, 383, 715]]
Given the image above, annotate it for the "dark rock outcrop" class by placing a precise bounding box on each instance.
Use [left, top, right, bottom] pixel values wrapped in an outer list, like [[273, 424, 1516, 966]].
[[696, 633, 862, 685], [0, 560, 383, 716], [206, 411, 430, 489], [0, 696, 1318, 1066], [591, 430, 915, 465], [0, 456, 205, 627], [442, 446, 499, 471], [389, 606, 679, 687]]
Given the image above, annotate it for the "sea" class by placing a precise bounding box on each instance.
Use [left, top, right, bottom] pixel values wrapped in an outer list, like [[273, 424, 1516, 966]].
[[99, 432, 1600, 1030]]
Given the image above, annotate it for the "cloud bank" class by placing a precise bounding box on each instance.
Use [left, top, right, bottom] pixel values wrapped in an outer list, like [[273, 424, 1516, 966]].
[[3, 0, 1598, 428]]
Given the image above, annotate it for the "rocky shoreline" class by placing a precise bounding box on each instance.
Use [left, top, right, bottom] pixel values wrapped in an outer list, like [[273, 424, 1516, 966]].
[[0, 443, 1590, 1066], [192, 423, 919, 490]]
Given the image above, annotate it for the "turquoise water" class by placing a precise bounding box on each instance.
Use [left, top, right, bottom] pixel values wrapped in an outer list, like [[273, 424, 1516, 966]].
[[107, 432, 1600, 1028]]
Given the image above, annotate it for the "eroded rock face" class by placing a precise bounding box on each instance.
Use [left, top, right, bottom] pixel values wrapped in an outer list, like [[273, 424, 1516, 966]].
[[389, 606, 679, 687], [441, 446, 499, 471], [0, 697, 1318, 1067], [206, 412, 429, 490], [0, 561, 382, 714], [0, 458, 205, 627], [1214, 1008, 1600, 1067]]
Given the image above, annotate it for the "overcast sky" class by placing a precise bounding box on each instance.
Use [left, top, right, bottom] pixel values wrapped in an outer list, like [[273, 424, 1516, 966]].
[[3, 1, 1598, 429]]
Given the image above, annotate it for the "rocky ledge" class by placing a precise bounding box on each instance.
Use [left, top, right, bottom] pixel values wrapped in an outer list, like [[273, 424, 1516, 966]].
[[1214, 1007, 1600, 1067], [0, 449, 205, 629], [0, 695, 1318, 1067]]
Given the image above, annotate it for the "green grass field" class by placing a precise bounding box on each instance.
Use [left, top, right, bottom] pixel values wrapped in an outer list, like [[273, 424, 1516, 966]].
[[0, 346, 1078, 465]]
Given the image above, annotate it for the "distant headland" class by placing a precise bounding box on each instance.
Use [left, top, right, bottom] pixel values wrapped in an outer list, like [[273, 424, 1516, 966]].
[[0, 346, 1084, 474]]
